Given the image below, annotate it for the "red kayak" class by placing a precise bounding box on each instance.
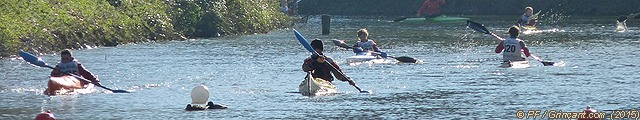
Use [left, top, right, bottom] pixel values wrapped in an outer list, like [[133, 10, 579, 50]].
[[44, 75, 95, 95]]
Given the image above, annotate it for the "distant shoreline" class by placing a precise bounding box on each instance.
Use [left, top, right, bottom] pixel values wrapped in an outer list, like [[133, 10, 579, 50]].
[[297, 0, 639, 16]]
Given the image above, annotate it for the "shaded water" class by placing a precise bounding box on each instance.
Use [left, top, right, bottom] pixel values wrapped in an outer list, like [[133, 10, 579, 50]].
[[1, 15, 639, 119]]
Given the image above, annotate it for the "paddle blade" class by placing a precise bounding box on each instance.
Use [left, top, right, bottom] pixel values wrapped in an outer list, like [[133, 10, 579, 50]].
[[529, 10, 542, 20], [393, 56, 419, 63], [19, 51, 49, 67], [110, 89, 131, 93], [541, 61, 555, 66], [466, 20, 491, 34], [293, 29, 317, 55], [617, 16, 628, 22], [359, 90, 371, 94], [331, 39, 351, 49]]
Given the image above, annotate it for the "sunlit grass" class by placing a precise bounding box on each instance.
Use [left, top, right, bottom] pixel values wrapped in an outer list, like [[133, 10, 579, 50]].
[[0, 0, 290, 57]]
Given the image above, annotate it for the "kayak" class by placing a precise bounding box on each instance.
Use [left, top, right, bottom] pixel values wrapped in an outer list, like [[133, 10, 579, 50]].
[[44, 75, 95, 96], [398, 14, 470, 23], [345, 52, 392, 64], [520, 25, 537, 31], [298, 73, 337, 96], [499, 60, 530, 68]]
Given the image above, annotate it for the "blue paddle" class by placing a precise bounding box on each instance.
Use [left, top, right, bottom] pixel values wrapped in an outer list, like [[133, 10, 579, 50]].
[[294, 30, 370, 93], [19, 51, 130, 93]]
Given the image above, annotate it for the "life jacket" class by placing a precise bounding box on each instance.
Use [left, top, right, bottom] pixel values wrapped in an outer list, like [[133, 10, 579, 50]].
[[355, 39, 377, 52], [57, 59, 80, 75], [519, 14, 535, 26], [309, 57, 336, 82], [502, 38, 526, 61]]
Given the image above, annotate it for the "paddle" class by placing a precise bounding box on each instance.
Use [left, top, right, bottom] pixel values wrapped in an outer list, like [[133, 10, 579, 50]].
[[293, 30, 370, 93], [19, 51, 130, 93], [330, 39, 420, 63], [618, 12, 640, 22], [528, 10, 542, 20], [466, 20, 555, 66]]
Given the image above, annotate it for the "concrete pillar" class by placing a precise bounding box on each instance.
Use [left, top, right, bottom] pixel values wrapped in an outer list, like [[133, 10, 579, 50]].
[[321, 14, 331, 35]]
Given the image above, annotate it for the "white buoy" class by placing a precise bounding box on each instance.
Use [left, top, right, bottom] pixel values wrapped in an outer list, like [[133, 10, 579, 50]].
[[191, 85, 209, 104]]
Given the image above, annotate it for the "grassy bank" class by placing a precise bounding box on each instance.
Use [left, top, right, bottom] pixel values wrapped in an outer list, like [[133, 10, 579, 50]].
[[0, 0, 290, 58]]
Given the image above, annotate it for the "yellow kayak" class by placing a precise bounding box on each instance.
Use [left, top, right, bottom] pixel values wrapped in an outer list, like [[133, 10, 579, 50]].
[[298, 73, 337, 96]]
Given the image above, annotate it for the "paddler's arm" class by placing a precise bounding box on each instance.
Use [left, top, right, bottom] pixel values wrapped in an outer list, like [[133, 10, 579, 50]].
[[495, 41, 505, 53], [368, 39, 382, 52], [372, 42, 381, 53], [77, 63, 100, 85], [302, 57, 314, 72], [50, 65, 64, 77], [520, 41, 531, 57], [516, 15, 527, 27]]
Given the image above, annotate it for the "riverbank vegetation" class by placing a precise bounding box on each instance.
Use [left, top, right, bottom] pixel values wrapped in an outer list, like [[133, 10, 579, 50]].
[[0, 0, 290, 58]]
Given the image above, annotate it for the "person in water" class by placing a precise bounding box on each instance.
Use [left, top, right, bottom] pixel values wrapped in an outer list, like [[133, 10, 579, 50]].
[[50, 49, 101, 87], [495, 26, 531, 62], [516, 7, 537, 27], [416, 0, 445, 18], [352, 29, 381, 54], [302, 39, 355, 86]]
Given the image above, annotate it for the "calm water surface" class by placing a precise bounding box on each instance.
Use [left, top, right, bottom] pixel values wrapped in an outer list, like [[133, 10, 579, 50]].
[[1, 15, 639, 119]]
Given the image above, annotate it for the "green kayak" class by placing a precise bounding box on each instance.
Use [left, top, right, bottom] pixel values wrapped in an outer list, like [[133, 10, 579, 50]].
[[397, 14, 470, 23]]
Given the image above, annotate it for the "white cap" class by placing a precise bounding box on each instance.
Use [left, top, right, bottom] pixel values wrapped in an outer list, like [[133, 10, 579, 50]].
[[191, 85, 210, 104]]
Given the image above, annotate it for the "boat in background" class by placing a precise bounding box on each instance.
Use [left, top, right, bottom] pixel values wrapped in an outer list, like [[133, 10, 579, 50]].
[[44, 75, 95, 96], [298, 73, 337, 96], [397, 14, 469, 23]]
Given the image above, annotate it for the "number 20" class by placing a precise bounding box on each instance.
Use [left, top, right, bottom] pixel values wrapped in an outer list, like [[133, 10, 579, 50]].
[[505, 45, 516, 52]]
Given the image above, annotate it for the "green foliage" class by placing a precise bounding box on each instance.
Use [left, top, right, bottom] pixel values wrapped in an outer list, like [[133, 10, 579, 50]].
[[0, 0, 290, 58], [171, 0, 290, 37]]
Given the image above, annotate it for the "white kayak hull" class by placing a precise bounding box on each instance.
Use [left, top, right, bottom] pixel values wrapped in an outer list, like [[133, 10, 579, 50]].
[[299, 73, 337, 96], [346, 55, 392, 64], [499, 61, 531, 68]]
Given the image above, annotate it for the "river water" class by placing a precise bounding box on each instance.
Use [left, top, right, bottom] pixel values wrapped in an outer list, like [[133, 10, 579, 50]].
[[1, 15, 639, 119]]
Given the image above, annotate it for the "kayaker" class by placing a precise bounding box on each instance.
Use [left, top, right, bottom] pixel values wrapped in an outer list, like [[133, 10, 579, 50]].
[[34, 110, 55, 120], [516, 7, 537, 27], [495, 26, 531, 62], [50, 49, 101, 87], [302, 39, 355, 86], [416, 0, 445, 18], [577, 106, 599, 120], [352, 29, 381, 54]]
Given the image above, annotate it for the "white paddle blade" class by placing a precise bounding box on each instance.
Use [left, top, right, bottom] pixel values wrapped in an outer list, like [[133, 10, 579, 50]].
[[191, 85, 210, 104]]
